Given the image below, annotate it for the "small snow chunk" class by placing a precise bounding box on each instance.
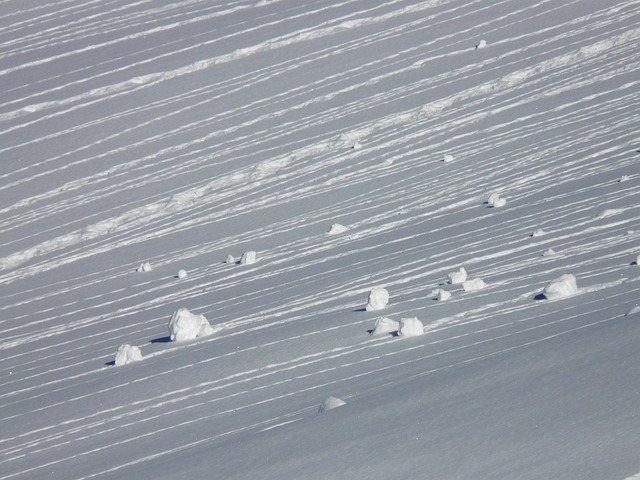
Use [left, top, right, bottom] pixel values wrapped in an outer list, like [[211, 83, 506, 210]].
[[371, 316, 399, 335], [137, 261, 152, 272], [168, 308, 214, 342], [448, 267, 467, 285], [625, 305, 640, 316], [366, 287, 389, 311], [177, 269, 188, 279], [240, 250, 257, 265], [542, 248, 556, 257], [352, 141, 362, 150], [463, 278, 486, 292], [327, 223, 348, 235], [398, 317, 424, 337], [435, 288, 451, 301], [318, 396, 346, 413], [486, 193, 506, 207], [114, 344, 143, 366], [635, 254, 640, 265], [531, 229, 545, 237], [542, 274, 578, 300], [443, 154, 455, 163], [619, 175, 630, 183], [225, 254, 236, 264], [597, 208, 624, 219], [475, 39, 487, 49]]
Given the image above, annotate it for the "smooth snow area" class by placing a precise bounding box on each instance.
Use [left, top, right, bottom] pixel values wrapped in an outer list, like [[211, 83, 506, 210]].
[[2, 1, 640, 479]]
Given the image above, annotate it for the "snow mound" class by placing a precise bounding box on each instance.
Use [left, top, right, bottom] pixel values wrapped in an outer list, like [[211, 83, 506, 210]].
[[318, 396, 346, 413], [168, 308, 214, 342], [432, 288, 451, 301], [542, 274, 578, 300], [370, 316, 399, 336], [177, 269, 187, 279], [136, 261, 152, 272], [398, 317, 424, 337], [114, 344, 143, 366], [240, 250, 257, 265], [327, 223, 348, 235], [625, 306, 640, 316], [366, 287, 389, 311], [531, 229, 545, 237], [447, 267, 467, 285], [463, 278, 487, 292], [443, 153, 455, 162]]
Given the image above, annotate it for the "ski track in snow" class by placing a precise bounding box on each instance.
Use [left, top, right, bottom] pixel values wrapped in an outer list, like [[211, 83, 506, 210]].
[[1, 0, 640, 478]]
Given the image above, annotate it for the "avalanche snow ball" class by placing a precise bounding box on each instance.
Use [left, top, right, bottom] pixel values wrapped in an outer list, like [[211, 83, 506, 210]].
[[542, 274, 578, 300], [371, 316, 399, 336], [114, 344, 143, 366], [240, 250, 257, 265], [366, 287, 389, 311], [448, 267, 467, 285], [168, 308, 214, 342], [318, 396, 346, 413], [398, 317, 424, 337]]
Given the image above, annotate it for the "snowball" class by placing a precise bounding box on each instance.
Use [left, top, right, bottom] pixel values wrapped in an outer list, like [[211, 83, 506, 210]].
[[365, 287, 389, 311], [225, 254, 236, 264], [448, 267, 467, 285], [531, 229, 545, 237], [168, 308, 214, 342], [435, 288, 451, 301], [114, 344, 143, 366], [371, 316, 399, 336], [463, 278, 486, 291], [177, 269, 188, 279], [542, 274, 578, 300], [327, 223, 348, 235], [476, 39, 487, 49], [443, 154, 455, 163], [398, 317, 424, 337], [318, 396, 346, 413], [240, 250, 257, 265], [136, 261, 152, 272]]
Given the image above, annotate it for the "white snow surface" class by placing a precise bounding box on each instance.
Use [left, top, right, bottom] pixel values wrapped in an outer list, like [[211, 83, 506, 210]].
[[2, 1, 640, 479]]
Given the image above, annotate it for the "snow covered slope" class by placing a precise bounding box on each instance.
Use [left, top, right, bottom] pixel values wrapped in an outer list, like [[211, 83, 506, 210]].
[[2, 0, 640, 478]]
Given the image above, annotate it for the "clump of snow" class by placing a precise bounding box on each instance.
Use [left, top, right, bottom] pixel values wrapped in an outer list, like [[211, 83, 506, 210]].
[[351, 141, 362, 150], [370, 316, 399, 336], [531, 229, 545, 237], [318, 396, 346, 413], [432, 288, 451, 301], [487, 193, 506, 207], [543, 248, 556, 256], [136, 261, 152, 272], [619, 175, 630, 183], [542, 274, 578, 300], [327, 223, 348, 235], [597, 208, 624, 219], [625, 306, 640, 316], [225, 254, 236, 264], [447, 267, 467, 285], [177, 269, 187, 279], [475, 39, 487, 49], [114, 344, 143, 366], [240, 250, 257, 265], [398, 317, 424, 337], [168, 308, 214, 342], [443, 154, 455, 163], [366, 287, 389, 311], [463, 278, 487, 292]]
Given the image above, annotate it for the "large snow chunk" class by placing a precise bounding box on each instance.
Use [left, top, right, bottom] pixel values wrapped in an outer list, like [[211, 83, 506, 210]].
[[448, 267, 467, 285], [114, 344, 143, 366], [168, 308, 214, 342], [318, 396, 346, 413], [442, 153, 455, 163], [327, 223, 348, 235], [542, 274, 578, 300], [366, 287, 389, 311], [463, 278, 486, 292], [371, 316, 399, 336], [398, 317, 424, 337], [240, 250, 257, 265]]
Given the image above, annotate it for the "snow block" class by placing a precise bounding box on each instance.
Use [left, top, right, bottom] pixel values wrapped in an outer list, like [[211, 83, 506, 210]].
[[240, 250, 257, 265], [168, 308, 214, 342], [447, 267, 467, 285], [542, 274, 578, 300], [318, 396, 346, 413], [327, 223, 348, 235], [366, 287, 389, 311], [463, 278, 486, 292], [398, 317, 424, 337], [371, 316, 399, 336], [114, 344, 143, 366], [136, 261, 152, 272]]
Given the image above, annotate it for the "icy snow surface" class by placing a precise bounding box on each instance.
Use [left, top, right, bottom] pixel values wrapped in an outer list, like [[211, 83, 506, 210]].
[[2, 0, 640, 479]]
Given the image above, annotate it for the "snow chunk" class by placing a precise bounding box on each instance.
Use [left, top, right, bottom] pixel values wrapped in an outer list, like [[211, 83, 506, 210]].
[[240, 250, 257, 265], [635, 254, 640, 265], [447, 267, 467, 285], [625, 306, 640, 316], [619, 175, 630, 183], [486, 192, 506, 207], [327, 223, 348, 235], [475, 39, 487, 49], [531, 229, 545, 237], [542, 274, 578, 300], [177, 269, 188, 279], [432, 288, 451, 301], [463, 278, 486, 292], [114, 344, 143, 366], [371, 316, 399, 336], [318, 396, 346, 413], [351, 141, 362, 150], [366, 287, 389, 311], [542, 248, 556, 257], [225, 254, 236, 264], [136, 261, 152, 272], [168, 308, 214, 342], [443, 154, 455, 163], [398, 317, 424, 337], [597, 208, 624, 219]]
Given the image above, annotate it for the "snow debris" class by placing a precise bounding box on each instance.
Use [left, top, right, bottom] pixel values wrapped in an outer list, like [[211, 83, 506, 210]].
[[398, 317, 424, 337], [542, 248, 556, 256], [625, 306, 640, 316], [327, 223, 348, 235], [542, 274, 578, 300], [432, 288, 451, 301], [475, 39, 487, 49], [240, 250, 257, 265], [447, 267, 467, 285], [168, 308, 214, 342], [487, 192, 506, 207], [463, 278, 487, 292], [371, 316, 399, 336], [366, 287, 389, 311], [114, 344, 143, 366], [531, 229, 545, 237], [136, 261, 152, 272], [225, 254, 236, 264], [443, 153, 455, 163], [177, 269, 187, 279], [318, 396, 346, 413]]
